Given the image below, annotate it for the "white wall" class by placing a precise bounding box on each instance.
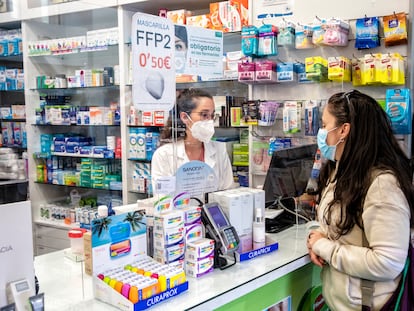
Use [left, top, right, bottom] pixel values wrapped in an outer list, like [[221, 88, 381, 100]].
[[252, 0, 409, 23]]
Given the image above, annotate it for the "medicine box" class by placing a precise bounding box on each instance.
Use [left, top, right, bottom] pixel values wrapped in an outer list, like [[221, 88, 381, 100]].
[[184, 223, 203, 243], [153, 226, 185, 248], [153, 210, 184, 230], [208, 189, 253, 236], [185, 238, 215, 261], [185, 255, 214, 278]]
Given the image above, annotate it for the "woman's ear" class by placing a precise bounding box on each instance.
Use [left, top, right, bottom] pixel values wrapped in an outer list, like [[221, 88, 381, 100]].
[[180, 111, 190, 126], [341, 122, 351, 139]]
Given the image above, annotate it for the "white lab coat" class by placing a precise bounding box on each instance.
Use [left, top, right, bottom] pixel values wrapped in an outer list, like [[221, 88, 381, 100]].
[[151, 139, 234, 192]]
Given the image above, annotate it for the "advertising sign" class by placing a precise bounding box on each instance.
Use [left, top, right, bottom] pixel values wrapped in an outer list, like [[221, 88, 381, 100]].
[[175, 25, 223, 77], [132, 13, 175, 111], [175, 160, 218, 199], [0, 201, 34, 306]]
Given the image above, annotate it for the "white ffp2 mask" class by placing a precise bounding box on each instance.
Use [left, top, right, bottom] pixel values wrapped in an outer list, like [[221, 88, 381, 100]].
[[186, 114, 215, 143]]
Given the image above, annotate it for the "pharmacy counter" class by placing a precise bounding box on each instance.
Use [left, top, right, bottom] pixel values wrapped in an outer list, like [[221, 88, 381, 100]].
[[34, 225, 316, 311]]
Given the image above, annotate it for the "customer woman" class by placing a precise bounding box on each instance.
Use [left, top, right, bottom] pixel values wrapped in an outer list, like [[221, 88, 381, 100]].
[[306, 90, 414, 310], [151, 89, 234, 192]]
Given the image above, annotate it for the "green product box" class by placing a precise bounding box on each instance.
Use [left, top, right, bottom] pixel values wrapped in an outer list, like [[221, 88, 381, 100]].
[[91, 171, 105, 178], [80, 180, 92, 188], [233, 153, 249, 166], [91, 181, 105, 189], [233, 143, 249, 153]]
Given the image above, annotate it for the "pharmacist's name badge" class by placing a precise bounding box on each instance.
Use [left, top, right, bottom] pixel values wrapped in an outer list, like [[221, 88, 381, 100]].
[[175, 161, 217, 198]]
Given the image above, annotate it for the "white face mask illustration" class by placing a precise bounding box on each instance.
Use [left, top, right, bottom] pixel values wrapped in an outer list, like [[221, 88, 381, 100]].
[[186, 114, 215, 143], [175, 51, 186, 73]]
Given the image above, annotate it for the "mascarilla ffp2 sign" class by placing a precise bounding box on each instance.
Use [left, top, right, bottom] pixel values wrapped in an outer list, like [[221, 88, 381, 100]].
[[132, 13, 175, 112]]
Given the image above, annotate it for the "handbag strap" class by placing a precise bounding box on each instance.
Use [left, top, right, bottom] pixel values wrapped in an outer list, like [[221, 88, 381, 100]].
[[361, 231, 375, 310]]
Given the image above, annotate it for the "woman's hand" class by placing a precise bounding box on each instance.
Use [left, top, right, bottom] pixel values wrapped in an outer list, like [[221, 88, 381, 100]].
[[307, 230, 327, 267]]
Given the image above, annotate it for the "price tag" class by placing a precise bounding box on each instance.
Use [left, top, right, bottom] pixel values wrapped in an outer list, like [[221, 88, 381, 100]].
[[153, 176, 176, 195], [131, 13, 175, 111]]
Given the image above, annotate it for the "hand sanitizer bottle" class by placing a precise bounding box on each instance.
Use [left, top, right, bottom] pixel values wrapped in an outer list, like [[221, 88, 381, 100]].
[[253, 207, 266, 249]]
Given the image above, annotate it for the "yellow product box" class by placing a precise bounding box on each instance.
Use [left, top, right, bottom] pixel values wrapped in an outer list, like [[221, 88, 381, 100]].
[[363, 53, 381, 85], [232, 152, 249, 166], [230, 107, 241, 126], [233, 143, 248, 153], [186, 14, 212, 28], [327, 56, 351, 82], [379, 53, 405, 85], [166, 9, 192, 25]]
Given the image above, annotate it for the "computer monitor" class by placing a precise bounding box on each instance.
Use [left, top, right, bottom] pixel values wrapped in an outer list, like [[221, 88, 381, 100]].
[[263, 144, 318, 205]]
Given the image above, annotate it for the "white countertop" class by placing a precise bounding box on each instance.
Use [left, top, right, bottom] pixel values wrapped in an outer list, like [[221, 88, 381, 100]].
[[34, 224, 310, 311]]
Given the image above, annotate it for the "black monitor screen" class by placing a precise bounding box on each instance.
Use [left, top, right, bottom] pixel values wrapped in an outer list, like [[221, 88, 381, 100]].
[[263, 144, 318, 204]]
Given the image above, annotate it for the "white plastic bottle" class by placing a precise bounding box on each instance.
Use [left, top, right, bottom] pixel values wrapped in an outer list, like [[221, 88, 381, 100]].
[[253, 207, 266, 249]]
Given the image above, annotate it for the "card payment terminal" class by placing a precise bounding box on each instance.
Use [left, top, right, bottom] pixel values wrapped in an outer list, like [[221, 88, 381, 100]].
[[201, 203, 240, 255]]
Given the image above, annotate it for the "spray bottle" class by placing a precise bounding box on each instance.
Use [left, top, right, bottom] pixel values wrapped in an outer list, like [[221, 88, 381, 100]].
[[253, 207, 266, 249]]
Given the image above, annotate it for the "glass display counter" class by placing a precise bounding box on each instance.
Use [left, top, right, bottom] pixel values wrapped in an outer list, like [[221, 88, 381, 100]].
[[34, 224, 317, 311]]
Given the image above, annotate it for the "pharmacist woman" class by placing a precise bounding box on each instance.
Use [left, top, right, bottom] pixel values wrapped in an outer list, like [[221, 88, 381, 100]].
[[151, 89, 234, 192]]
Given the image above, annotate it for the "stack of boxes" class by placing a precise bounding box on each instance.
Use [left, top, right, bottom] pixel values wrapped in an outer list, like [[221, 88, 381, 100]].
[[166, 1, 249, 32], [182, 205, 215, 278], [153, 210, 186, 269], [185, 238, 215, 278], [152, 196, 216, 278], [208, 188, 265, 253]]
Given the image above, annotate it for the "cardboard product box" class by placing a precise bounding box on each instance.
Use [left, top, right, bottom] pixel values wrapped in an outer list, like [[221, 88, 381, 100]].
[[166, 9, 192, 25], [91, 212, 188, 310], [186, 15, 212, 28], [84, 231, 93, 275], [210, 0, 248, 32]]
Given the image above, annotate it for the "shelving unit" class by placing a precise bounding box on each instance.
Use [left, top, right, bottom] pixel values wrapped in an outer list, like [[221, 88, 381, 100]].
[[21, 6, 123, 254], [17, 1, 237, 254], [0, 19, 27, 202]]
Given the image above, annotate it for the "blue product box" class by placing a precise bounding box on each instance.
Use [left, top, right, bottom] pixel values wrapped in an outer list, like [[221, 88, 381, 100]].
[[0, 32, 9, 57], [40, 134, 54, 153], [79, 145, 93, 155], [53, 136, 66, 153], [65, 136, 91, 153]]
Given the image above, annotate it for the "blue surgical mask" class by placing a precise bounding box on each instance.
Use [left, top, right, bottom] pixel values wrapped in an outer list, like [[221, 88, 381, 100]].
[[317, 127, 339, 161]]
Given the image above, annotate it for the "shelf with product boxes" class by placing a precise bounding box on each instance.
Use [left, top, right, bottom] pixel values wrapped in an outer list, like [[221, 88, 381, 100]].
[[32, 150, 122, 190], [126, 107, 167, 200], [23, 8, 123, 254]]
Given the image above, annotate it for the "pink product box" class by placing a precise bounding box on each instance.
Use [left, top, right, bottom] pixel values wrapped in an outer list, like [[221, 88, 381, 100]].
[[238, 62, 255, 82], [255, 61, 277, 83]]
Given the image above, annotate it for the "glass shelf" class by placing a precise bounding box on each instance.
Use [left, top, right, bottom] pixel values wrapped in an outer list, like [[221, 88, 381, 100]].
[[1, 118, 26, 122], [32, 123, 120, 127], [28, 44, 118, 57], [33, 151, 120, 159], [0, 54, 23, 62], [31, 85, 120, 92], [34, 181, 122, 191]]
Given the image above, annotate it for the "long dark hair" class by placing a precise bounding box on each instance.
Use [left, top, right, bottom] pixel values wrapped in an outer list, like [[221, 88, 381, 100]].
[[318, 90, 414, 236], [160, 89, 213, 142]]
